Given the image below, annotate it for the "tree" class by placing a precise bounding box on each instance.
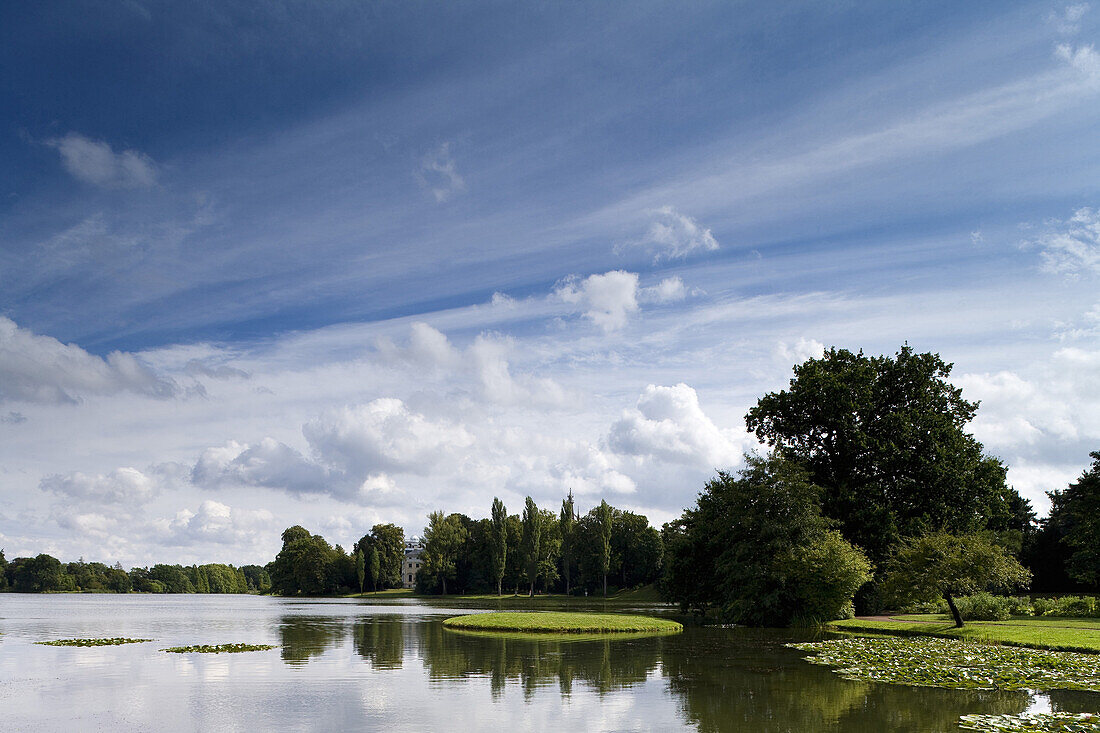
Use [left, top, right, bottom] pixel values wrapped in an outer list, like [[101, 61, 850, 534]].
[[611, 510, 663, 588], [0, 549, 7, 591], [368, 547, 380, 592], [356, 524, 405, 590], [662, 455, 872, 625], [596, 500, 612, 597], [746, 346, 1014, 608], [883, 532, 1031, 627], [490, 497, 508, 596], [355, 549, 366, 593], [1047, 451, 1100, 586], [560, 492, 575, 595], [521, 497, 542, 596], [11, 553, 64, 592], [422, 511, 468, 595]]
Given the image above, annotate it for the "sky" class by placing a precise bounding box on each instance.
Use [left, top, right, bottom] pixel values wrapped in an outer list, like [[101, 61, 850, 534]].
[[1, 1, 1099, 568]]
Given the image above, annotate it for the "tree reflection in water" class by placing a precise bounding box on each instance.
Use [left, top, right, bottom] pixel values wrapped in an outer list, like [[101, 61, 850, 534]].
[[274, 614, 1100, 732]]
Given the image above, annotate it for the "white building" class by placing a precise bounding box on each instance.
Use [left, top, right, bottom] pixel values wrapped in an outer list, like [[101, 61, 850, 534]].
[[403, 538, 423, 589]]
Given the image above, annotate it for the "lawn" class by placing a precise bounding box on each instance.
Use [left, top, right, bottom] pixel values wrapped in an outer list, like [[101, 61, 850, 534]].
[[828, 616, 1100, 653], [441, 611, 682, 634]]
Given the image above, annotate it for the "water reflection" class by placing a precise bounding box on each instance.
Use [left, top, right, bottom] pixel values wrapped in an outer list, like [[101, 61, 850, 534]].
[[353, 617, 405, 669], [417, 622, 663, 699]]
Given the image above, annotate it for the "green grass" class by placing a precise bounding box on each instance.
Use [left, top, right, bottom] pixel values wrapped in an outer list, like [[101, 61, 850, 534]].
[[828, 616, 1100, 653], [160, 643, 277, 653], [441, 611, 683, 634], [38, 637, 152, 647]]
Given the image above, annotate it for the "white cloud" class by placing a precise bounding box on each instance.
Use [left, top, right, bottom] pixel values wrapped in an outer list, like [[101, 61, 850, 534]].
[[303, 398, 475, 478], [155, 500, 274, 547], [417, 141, 465, 202], [639, 276, 687, 304], [607, 383, 744, 468], [1028, 206, 1100, 276], [555, 270, 640, 332], [774, 337, 826, 365], [191, 438, 332, 495], [0, 316, 178, 404], [1055, 42, 1100, 84], [40, 466, 161, 505], [1050, 3, 1090, 35], [46, 132, 157, 188], [618, 206, 719, 261]]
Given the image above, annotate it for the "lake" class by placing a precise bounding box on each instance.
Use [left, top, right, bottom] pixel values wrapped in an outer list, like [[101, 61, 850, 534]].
[[1, 594, 1096, 731]]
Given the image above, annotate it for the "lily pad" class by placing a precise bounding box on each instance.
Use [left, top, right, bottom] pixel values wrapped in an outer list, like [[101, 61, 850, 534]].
[[788, 637, 1100, 691], [959, 712, 1100, 732], [161, 643, 276, 654], [38, 637, 152, 647]]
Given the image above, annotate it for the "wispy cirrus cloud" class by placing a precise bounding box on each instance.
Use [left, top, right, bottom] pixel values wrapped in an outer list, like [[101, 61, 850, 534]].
[[416, 142, 465, 202]]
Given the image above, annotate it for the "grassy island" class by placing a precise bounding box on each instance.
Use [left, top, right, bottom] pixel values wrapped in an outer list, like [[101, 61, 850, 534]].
[[441, 611, 682, 634]]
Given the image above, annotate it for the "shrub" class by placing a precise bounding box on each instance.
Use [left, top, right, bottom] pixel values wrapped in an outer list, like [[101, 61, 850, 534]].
[[955, 592, 1012, 621], [1034, 595, 1099, 618]]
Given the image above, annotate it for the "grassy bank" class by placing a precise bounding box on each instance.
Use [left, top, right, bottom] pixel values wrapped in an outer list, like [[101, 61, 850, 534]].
[[828, 616, 1100, 653], [442, 611, 682, 634]]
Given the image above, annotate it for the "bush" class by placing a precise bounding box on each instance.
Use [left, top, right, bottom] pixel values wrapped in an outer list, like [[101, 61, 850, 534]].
[[900, 599, 947, 614], [955, 592, 1012, 621], [1033, 595, 1099, 618]]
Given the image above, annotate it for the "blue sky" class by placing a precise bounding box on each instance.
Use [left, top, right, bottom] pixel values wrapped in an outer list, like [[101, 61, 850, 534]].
[[1, 1, 1099, 565]]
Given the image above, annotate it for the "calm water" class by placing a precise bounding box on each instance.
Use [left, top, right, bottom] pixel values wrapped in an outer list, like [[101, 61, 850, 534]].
[[1, 595, 1097, 732]]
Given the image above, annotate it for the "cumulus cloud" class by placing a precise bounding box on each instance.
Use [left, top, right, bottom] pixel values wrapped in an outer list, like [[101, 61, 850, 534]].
[[46, 132, 157, 188], [191, 438, 332, 495], [154, 500, 274, 547], [774, 337, 826, 365], [618, 206, 720, 261], [0, 317, 178, 404], [40, 466, 161, 505], [1028, 206, 1100, 276], [417, 142, 465, 202], [304, 398, 475, 478], [184, 359, 250, 380], [607, 383, 743, 468], [1, 411, 26, 424], [555, 270, 640, 332]]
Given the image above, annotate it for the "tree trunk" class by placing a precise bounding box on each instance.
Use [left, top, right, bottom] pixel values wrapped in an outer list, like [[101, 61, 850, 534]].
[[529, 580, 534, 597], [497, 579, 502, 597], [603, 574, 607, 597], [944, 592, 964, 628], [441, 576, 447, 596]]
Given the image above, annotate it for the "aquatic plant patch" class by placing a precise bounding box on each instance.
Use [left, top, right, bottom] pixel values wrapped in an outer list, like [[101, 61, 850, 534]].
[[788, 637, 1100, 691], [160, 643, 276, 653], [958, 712, 1100, 732], [442, 611, 682, 634], [38, 637, 152, 647]]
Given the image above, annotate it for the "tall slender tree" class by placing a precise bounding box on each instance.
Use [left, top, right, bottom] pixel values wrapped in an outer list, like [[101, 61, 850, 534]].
[[355, 549, 365, 593], [522, 496, 541, 596], [368, 546, 380, 592], [597, 499, 612, 597], [490, 497, 508, 596], [560, 491, 575, 595]]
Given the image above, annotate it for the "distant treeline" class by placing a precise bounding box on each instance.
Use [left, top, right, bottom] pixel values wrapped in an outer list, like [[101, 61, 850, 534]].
[[0, 554, 270, 594], [266, 495, 663, 597]]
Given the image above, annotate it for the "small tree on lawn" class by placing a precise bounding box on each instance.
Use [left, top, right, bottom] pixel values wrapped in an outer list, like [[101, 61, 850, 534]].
[[883, 532, 1031, 628]]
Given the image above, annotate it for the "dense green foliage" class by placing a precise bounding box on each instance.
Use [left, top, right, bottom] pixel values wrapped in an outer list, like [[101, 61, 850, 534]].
[[354, 524, 406, 590], [441, 611, 682, 634], [883, 532, 1031, 627], [1027, 452, 1100, 590], [662, 454, 872, 625], [745, 346, 1028, 611]]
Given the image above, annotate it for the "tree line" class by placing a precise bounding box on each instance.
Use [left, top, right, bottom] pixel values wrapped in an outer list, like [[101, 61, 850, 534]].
[[265, 495, 663, 597], [0, 555, 271, 594]]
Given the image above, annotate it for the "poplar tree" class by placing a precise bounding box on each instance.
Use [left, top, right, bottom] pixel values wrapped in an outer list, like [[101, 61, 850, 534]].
[[522, 496, 541, 596], [490, 497, 508, 596], [560, 491, 575, 595], [597, 499, 612, 597]]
